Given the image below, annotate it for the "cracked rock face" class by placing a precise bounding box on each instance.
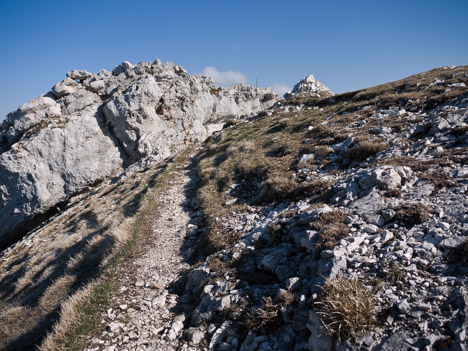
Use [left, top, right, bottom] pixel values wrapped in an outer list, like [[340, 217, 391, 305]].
[[0, 59, 277, 246]]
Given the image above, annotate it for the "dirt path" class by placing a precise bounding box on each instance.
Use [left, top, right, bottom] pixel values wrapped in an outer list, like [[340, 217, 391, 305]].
[[83, 150, 200, 351]]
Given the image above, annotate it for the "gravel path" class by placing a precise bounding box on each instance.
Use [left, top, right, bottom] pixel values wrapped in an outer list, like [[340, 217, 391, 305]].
[[84, 151, 200, 351]]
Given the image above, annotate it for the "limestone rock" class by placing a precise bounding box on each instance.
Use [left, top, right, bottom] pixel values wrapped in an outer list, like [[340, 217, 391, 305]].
[[2, 96, 61, 146], [67, 70, 93, 80], [0, 106, 124, 244], [0, 59, 277, 244], [52, 77, 82, 98], [286, 74, 333, 98]]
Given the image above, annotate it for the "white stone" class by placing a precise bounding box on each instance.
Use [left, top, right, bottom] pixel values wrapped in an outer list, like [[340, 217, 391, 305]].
[[53, 77, 82, 98], [67, 70, 92, 80]]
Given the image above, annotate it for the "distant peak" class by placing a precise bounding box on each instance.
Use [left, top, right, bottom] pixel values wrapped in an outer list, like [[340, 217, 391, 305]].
[[286, 74, 333, 98]]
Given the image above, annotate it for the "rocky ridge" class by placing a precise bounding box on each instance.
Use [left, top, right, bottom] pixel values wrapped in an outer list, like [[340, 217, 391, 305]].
[[0, 64, 467, 351], [0, 59, 277, 247]]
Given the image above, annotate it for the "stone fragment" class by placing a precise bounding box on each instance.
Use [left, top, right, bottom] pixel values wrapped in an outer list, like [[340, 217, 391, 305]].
[[261, 251, 283, 272], [53, 77, 82, 98], [362, 224, 379, 234], [380, 230, 394, 244], [67, 70, 92, 80], [307, 311, 334, 351], [186, 328, 205, 344], [396, 299, 411, 314]]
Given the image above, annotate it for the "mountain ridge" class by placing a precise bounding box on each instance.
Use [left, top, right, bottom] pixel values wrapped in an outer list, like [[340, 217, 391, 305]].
[[0, 59, 279, 249], [0, 63, 467, 351]]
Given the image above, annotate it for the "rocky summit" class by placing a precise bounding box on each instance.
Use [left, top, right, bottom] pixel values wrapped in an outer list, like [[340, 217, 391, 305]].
[[285, 74, 333, 99], [0, 63, 467, 351], [0, 59, 277, 248]]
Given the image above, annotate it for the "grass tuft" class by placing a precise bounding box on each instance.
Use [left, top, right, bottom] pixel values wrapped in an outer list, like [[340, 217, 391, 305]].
[[345, 141, 387, 163], [393, 202, 433, 227], [448, 239, 468, 264], [245, 297, 282, 331], [40, 150, 189, 351], [316, 276, 375, 341]]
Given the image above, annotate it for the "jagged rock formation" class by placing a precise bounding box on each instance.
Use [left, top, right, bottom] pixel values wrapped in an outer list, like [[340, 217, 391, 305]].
[[0, 59, 277, 246], [285, 74, 333, 98]]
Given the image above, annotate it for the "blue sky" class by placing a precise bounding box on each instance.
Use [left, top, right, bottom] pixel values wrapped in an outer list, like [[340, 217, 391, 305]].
[[0, 0, 467, 118]]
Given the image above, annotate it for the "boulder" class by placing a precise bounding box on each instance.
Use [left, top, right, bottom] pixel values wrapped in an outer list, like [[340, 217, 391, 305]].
[[52, 77, 82, 98], [2, 96, 61, 146], [358, 166, 402, 191], [67, 70, 93, 80], [0, 106, 124, 246]]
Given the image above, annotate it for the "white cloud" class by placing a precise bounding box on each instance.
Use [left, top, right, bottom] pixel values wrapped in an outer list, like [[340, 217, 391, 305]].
[[270, 83, 291, 97], [201, 66, 247, 86]]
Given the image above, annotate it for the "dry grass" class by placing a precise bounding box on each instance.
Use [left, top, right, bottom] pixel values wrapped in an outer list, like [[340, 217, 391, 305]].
[[195, 65, 468, 256], [309, 210, 350, 256], [345, 141, 387, 163], [39, 151, 190, 351], [245, 297, 282, 331], [316, 276, 375, 341], [278, 290, 295, 305], [393, 203, 433, 227], [266, 221, 286, 244], [311, 65, 468, 114], [314, 145, 332, 158], [39, 283, 95, 351], [0, 304, 30, 344], [384, 261, 405, 283], [0, 148, 187, 351], [420, 169, 456, 191], [382, 156, 453, 172]]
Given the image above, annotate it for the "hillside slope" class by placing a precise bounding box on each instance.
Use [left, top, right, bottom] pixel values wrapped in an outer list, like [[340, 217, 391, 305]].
[[187, 65, 468, 350], [0, 65, 467, 351]]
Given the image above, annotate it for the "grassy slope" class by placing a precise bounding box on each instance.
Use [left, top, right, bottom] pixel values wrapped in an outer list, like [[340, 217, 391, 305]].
[[196, 65, 468, 256]]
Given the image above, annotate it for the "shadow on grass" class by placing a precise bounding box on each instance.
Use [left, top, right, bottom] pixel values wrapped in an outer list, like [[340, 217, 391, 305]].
[[1, 225, 115, 351], [0, 161, 168, 350]]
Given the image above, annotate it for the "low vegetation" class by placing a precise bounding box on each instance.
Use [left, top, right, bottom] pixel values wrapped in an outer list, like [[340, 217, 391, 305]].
[[316, 276, 375, 341], [309, 210, 350, 257], [245, 293, 294, 331], [245, 297, 282, 331], [0, 150, 188, 351], [393, 202, 433, 227], [345, 140, 387, 163], [3, 65, 467, 348], [448, 239, 468, 264], [195, 67, 468, 257]]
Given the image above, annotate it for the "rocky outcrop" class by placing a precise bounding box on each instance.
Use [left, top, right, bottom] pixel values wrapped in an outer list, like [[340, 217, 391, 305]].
[[285, 74, 333, 98], [0, 59, 277, 246]]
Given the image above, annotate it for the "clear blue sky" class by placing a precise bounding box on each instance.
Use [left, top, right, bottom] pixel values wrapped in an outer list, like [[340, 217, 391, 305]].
[[1, 0, 467, 118]]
